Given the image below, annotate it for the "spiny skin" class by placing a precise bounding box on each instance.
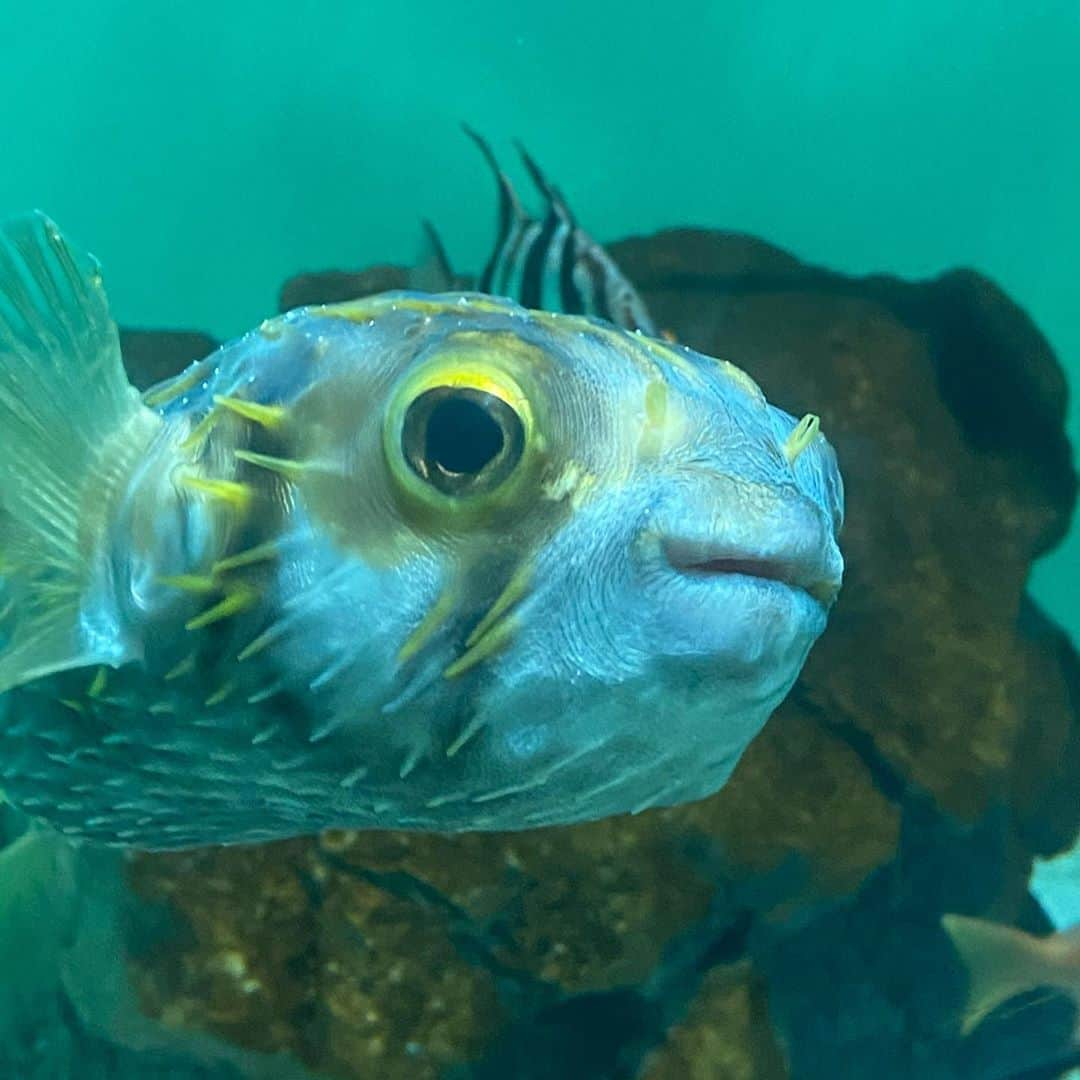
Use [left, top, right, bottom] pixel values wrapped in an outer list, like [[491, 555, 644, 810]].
[[1, 290, 844, 849]]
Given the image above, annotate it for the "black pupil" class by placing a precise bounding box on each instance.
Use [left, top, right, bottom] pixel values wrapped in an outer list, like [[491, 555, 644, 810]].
[[425, 395, 504, 475], [402, 385, 524, 495]]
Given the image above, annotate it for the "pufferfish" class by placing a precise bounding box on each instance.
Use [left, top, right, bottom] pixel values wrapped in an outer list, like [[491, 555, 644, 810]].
[[0, 213, 844, 849]]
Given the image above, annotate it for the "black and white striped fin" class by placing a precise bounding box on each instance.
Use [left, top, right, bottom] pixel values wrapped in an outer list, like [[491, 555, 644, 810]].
[[409, 219, 458, 293], [457, 130, 657, 335], [461, 125, 530, 295]]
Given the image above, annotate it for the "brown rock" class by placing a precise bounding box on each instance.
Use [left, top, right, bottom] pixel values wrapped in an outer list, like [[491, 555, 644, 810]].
[[128, 841, 317, 1059], [121, 328, 218, 391], [279, 265, 410, 313]]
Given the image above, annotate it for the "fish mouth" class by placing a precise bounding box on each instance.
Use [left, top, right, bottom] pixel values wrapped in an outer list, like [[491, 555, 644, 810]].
[[662, 538, 840, 606]]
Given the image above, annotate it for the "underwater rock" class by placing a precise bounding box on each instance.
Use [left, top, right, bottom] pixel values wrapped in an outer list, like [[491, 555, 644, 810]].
[[278, 265, 411, 314], [110, 227, 1076, 1078], [129, 837, 504, 1080], [120, 329, 219, 392]]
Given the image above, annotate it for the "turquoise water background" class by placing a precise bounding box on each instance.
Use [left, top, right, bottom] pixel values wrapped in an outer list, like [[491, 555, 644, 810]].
[[2, 0, 1077, 638]]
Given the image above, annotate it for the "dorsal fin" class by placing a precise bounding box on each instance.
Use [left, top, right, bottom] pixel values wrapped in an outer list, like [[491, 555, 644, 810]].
[[448, 127, 658, 334], [408, 220, 457, 293], [463, 124, 529, 293], [514, 139, 576, 226]]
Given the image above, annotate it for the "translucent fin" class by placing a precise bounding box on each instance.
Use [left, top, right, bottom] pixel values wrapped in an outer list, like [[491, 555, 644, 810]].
[[0, 815, 315, 1079], [942, 913, 1076, 1034], [0, 821, 80, 1035], [0, 213, 160, 692], [409, 219, 457, 293]]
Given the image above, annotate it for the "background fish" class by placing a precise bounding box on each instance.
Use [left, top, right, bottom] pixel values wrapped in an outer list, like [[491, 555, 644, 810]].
[[0, 213, 842, 848], [943, 913, 1080, 1073], [414, 126, 658, 335]]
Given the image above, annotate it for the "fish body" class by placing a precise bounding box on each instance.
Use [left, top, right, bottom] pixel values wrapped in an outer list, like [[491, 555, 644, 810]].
[[0, 213, 843, 848]]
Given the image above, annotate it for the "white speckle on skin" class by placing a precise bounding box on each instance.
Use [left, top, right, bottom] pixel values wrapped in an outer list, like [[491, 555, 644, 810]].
[[506, 724, 548, 760]]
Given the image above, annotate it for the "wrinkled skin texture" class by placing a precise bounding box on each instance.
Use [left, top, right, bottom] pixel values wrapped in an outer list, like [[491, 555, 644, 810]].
[[2, 292, 843, 847]]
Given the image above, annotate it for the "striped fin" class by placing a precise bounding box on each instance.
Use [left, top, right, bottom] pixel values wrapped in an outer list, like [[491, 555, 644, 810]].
[[513, 143, 567, 312], [452, 129, 657, 335], [513, 141, 584, 315], [409, 220, 458, 293], [462, 124, 530, 295]]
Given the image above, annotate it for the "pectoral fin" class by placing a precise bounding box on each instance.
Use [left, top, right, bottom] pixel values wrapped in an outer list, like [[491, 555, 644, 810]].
[[0, 213, 160, 692]]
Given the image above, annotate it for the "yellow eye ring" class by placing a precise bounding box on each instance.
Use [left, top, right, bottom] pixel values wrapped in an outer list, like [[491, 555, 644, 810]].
[[384, 356, 538, 517]]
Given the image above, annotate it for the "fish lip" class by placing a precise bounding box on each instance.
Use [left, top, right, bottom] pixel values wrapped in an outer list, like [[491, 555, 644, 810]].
[[661, 537, 841, 606]]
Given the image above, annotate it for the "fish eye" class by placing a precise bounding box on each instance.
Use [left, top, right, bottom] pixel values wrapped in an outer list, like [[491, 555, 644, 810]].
[[401, 385, 525, 496]]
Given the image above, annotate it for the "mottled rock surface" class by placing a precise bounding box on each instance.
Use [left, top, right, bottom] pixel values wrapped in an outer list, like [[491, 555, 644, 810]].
[[113, 228, 1077, 1079]]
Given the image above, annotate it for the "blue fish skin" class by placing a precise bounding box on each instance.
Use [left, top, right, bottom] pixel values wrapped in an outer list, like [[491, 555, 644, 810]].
[[0, 216, 843, 849]]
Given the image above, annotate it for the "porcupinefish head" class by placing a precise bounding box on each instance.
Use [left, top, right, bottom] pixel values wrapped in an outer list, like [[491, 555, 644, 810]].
[[0, 214, 843, 846]]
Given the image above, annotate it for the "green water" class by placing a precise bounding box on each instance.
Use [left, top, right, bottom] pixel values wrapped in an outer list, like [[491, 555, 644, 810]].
[[2, 0, 1076, 631], [1, 8, 1079, 1076]]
